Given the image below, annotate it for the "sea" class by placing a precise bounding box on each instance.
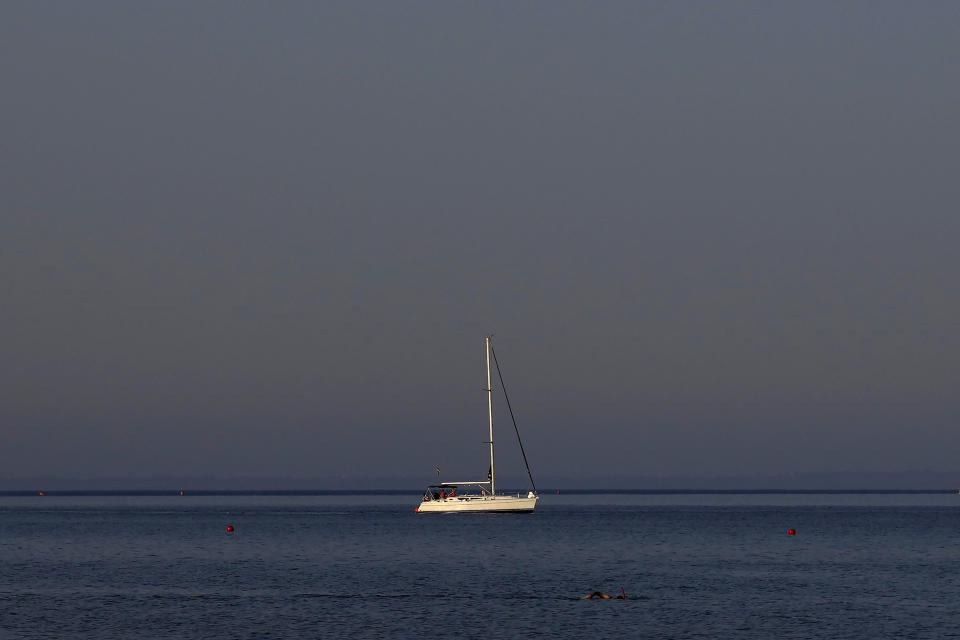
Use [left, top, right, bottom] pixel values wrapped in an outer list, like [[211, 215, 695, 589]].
[[1, 491, 958, 639]]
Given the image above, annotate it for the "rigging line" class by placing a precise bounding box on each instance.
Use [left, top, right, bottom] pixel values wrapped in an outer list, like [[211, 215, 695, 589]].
[[489, 344, 538, 495]]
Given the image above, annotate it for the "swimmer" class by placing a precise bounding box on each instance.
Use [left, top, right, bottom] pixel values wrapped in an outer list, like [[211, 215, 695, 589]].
[[582, 590, 626, 600]]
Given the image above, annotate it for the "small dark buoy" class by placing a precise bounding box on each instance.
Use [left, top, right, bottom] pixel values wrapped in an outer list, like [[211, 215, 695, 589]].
[[787, 528, 796, 536], [226, 525, 235, 533]]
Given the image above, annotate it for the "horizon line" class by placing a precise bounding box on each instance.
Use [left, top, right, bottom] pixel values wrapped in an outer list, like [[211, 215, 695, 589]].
[[3, 488, 958, 497]]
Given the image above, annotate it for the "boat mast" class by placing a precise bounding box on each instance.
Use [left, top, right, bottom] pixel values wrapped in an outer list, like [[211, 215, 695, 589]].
[[486, 335, 495, 496]]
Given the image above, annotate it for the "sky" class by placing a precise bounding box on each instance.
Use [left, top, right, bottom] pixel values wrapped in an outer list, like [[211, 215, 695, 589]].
[[2, 1, 958, 485]]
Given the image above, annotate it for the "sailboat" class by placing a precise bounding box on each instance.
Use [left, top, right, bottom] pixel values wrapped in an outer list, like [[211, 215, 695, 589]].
[[416, 336, 539, 513]]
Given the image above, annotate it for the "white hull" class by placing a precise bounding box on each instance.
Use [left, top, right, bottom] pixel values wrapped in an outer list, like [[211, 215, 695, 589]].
[[417, 494, 538, 513]]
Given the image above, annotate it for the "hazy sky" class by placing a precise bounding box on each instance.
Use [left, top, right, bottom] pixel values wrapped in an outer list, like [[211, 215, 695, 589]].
[[2, 1, 958, 483]]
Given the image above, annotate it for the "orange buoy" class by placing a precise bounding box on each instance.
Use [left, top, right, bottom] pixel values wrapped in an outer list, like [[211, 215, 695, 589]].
[[787, 528, 796, 536], [226, 525, 235, 533]]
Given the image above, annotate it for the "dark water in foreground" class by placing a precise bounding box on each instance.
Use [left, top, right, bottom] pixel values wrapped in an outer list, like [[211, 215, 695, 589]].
[[1, 493, 959, 639]]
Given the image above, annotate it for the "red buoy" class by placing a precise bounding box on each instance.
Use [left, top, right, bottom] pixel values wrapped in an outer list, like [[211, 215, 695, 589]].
[[787, 528, 796, 536], [226, 525, 235, 533]]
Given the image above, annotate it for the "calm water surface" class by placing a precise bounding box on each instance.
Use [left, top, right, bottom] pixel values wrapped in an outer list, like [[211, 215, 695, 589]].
[[1, 494, 959, 639]]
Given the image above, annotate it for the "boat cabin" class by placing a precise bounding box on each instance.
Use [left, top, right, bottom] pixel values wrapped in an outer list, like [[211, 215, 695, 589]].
[[421, 483, 489, 502]]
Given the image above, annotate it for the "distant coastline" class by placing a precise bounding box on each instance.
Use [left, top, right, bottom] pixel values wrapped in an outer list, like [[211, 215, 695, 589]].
[[3, 470, 959, 494], [1, 489, 958, 498]]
